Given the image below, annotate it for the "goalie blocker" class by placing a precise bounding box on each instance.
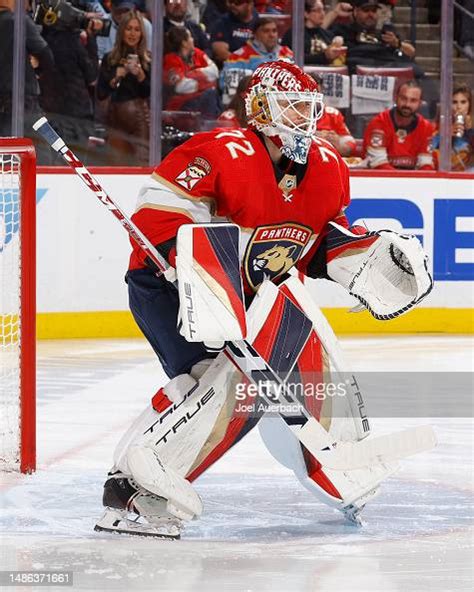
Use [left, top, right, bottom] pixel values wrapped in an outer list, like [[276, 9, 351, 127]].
[[175, 223, 247, 343]]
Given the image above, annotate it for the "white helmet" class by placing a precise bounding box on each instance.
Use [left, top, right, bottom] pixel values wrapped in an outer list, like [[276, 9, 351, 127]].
[[244, 60, 324, 164]]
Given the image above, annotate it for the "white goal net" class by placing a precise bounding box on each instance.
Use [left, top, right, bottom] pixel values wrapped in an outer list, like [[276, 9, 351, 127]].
[[0, 153, 22, 470]]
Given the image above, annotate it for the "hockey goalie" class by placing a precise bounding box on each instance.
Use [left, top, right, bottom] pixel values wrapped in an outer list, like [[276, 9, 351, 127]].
[[94, 61, 435, 539]]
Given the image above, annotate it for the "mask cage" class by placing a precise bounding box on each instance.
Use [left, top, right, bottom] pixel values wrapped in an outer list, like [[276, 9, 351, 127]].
[[266, 91, 325, 137]]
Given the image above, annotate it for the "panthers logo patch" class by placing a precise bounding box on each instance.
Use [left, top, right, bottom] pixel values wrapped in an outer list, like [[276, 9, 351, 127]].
[[175, 157, 211, 191], [244, 223, 312, 291], [370, 131, 384, 148]]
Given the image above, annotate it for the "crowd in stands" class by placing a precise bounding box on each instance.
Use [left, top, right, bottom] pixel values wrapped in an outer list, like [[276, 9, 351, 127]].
[[0, 0, 473, 170]]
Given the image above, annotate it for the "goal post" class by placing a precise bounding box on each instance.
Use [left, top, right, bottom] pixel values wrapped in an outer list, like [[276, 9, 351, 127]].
[[0, 138, 36, 473]]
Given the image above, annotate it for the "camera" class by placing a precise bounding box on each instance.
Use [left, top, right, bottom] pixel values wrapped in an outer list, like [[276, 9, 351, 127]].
[[33, 1, 112, 36]]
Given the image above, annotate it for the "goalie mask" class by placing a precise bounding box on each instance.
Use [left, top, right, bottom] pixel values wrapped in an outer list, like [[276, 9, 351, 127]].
[[244, 61, 324, 164]]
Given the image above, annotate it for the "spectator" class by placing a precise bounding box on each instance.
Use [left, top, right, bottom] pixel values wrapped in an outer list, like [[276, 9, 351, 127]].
[[316, 105, 356, 156], [331, 1, 421, 76], [97, 10, 151, 164], [209, 0, 259, 65], [0, 0, 54, 158], [38, 12, 99, 164], [282, 0, 348, 66], [217, 74, 251, 127], [362, 80, 434, 170], [202, 0, 228, 30], [221, 17, 293, 105], [432, 83, 474, 172], [163, 26, 220, 118], [164, 0, 211, 54], [97, 0, 152, 60]]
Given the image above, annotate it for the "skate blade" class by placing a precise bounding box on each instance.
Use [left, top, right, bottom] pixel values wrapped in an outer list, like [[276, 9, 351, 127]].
[[94, 509, 181, 539], [94, 522, 180, 539], [342, 505, 364, 527]]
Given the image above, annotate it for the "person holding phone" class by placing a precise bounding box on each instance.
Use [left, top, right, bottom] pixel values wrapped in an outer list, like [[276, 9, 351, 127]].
[[282, 0, 349, 66], [329, 0, 421, 76], [97, 9, 151, 165]]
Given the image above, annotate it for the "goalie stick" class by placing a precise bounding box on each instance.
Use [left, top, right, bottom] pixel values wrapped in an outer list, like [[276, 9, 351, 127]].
[[33, 117, 436, 471], [298, 421, 437, 471]]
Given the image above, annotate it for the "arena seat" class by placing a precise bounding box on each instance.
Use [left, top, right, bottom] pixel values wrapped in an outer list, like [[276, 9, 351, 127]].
[[304, 65, 349, 76]]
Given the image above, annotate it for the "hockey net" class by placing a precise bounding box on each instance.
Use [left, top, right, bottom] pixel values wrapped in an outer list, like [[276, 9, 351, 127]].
[[0, 139, 36, 473]]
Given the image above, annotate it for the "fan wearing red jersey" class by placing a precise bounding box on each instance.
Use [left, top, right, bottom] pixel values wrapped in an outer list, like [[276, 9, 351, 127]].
[[220, 17, 294, 106], [163, 26, 220, 117], [95, 61, 432, 539], [316, 105, 356, 156], [363, 80, 435, 170]]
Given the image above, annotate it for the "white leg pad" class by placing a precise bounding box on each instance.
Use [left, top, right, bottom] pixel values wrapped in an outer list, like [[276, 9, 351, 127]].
[[113, 353, 234, 477], [258, 415, 308, 475], [127, 444, 203, 521], [113, 405, 158, 474], [259, 413, 397, 514]]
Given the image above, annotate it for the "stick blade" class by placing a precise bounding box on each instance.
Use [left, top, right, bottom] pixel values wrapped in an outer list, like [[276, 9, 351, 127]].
[[298, 421, 437, 470]]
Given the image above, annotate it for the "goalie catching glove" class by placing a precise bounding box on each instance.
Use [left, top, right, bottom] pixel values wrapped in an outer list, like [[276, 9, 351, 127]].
[[326, 222, 433, 320]]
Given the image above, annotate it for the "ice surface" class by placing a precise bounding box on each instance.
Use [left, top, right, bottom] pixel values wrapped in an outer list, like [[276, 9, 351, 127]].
[[1, 336, 473, 591]]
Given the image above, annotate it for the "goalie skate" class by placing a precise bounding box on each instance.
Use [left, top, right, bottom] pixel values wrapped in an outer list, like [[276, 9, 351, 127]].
[[94, 472, 182, 539], [95, 508, 181, 539], [342, 496, 374, 527], [340, 484, 384, 526]]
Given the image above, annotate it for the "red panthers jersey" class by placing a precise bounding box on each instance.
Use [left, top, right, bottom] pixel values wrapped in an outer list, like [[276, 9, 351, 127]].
[[129, 128, 352, 291], [363, 107, 435, 170], [318, 106, 352, 137], [163, 48, 216, 111], [317, 106, 356, 155]]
